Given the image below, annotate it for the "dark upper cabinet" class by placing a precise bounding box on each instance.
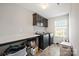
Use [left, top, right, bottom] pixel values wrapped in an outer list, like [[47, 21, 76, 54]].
[[43, 18, 48, 27], [33, 13, 48, 27], [33, 13, 38, 25]]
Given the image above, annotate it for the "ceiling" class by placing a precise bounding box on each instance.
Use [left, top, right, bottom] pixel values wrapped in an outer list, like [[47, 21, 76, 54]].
[[18, 3, 71, 19]]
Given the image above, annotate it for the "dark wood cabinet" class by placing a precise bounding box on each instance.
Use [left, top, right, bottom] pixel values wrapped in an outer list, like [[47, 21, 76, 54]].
[[43, 18, 48, 27], [33, 13, 38, 25], [33, 13, 48, 27]]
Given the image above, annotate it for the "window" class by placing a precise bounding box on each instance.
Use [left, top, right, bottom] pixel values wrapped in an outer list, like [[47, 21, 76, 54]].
[[55, 19, 68, 38]]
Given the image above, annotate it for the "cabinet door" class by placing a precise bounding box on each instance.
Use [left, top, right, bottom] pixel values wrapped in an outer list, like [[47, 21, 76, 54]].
[[33, 14, 36, 25], [37, 14, 40, 23], [43, 18, 46, 27], [45, 19, 48, 27], [43, 18, 48, 27], [33, 13, 38, 25], [46, 19, 48, 27]]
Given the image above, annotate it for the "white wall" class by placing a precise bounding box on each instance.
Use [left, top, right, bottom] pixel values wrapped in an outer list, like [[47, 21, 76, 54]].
[[69, 4, 79, 55], [47, 14, 69, 43], [0, 4, 34, 43], [47, 18, 54, 33]]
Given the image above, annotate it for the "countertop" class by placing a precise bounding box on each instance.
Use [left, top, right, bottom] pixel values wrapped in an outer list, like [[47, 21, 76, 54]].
[[60, 42, 72, 47], [0, 33, 39, 45]]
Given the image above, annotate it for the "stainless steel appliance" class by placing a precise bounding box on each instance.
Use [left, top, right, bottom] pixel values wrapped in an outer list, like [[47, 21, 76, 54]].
[[49, 33, 53, 46]]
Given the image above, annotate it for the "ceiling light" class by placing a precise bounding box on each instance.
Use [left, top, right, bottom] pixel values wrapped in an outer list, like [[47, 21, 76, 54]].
[[57, 3, 60, 5], [40, 3, 48, 10]]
